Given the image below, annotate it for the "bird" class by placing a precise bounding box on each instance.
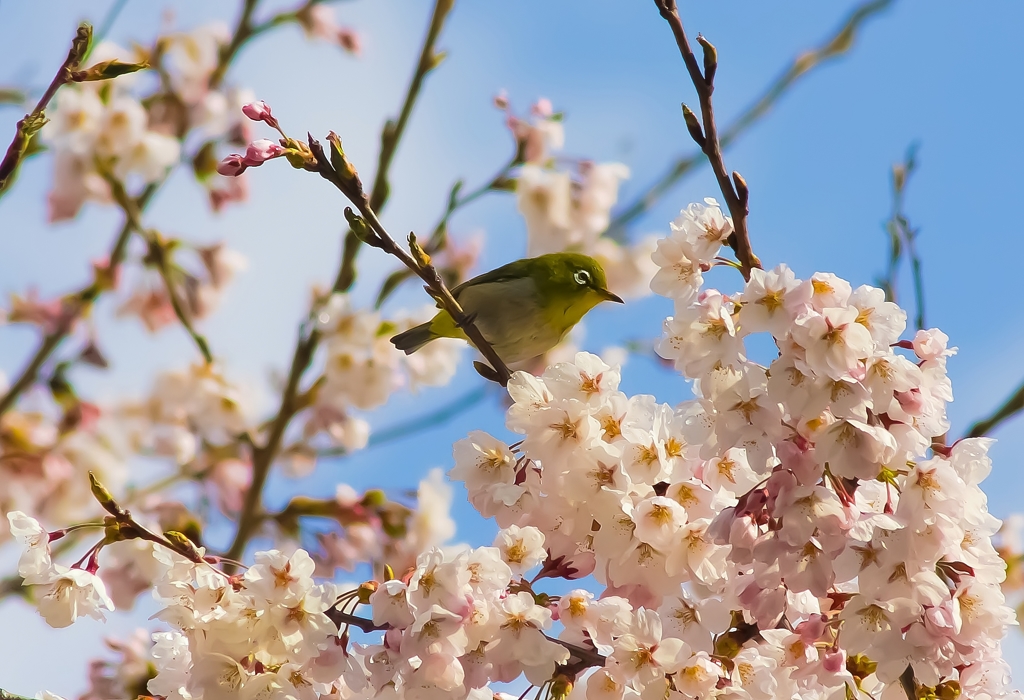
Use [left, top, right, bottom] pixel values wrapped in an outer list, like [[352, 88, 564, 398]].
[[391, 252, 624, 364]]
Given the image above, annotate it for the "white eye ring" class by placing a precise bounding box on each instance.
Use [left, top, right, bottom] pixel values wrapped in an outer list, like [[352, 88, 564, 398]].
[[574, 270, 591, 285]]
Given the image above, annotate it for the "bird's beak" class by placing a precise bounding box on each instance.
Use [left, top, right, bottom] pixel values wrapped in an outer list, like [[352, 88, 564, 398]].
[[597, 287, 624, 304]]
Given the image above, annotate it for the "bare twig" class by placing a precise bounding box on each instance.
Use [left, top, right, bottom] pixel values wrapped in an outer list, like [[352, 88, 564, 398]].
[[105, 173, 214, 363], [0, 23, 92, 197], [609, 0, 894, 238], [652, 0, 760, 280], [375, 156, 517, 307], [333, 0, 455, 293], [310, 135, 513, 386]]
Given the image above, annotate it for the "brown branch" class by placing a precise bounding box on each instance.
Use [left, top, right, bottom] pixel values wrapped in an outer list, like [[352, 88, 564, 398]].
[[653, 0, 759, 280], [221, 0, 457, 566], [333, 0, 455, 293], [325, 610, 606, 672], [105, 173, 215, 364], [310, 136, 513, 386], [0, 184, 154, 418], [224, 320, 320, 564], [0, 23, 92, 197], [609, 0, 894, 238]]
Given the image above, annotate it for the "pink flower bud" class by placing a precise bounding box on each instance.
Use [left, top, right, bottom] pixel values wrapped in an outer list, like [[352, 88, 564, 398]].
[[242, 100, 280, 129], [243, 139, 285, 165], [217, 154, 247, 177], [493, 90, 510, 110], [532, 97, 553, 117], [822, 648, 846, 674], [337, 28, 362, 56]]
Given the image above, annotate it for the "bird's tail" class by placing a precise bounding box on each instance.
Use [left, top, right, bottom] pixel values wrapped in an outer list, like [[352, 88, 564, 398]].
[[391, 322, 437, 355]]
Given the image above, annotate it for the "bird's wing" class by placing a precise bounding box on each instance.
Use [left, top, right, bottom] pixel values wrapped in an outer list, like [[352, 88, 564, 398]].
[[451, 260, 529, 301]]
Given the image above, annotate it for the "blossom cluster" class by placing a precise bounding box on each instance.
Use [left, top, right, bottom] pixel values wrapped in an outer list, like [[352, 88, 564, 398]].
[[449, 199, 1017, 699], [9, 199, 1016, 700], [42, 24, 256, 220]]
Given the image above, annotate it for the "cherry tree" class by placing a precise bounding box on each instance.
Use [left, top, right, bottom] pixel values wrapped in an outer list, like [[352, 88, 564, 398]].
[[0, 1, 1021, 700]]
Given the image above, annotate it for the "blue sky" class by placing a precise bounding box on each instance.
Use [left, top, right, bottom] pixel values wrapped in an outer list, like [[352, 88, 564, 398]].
[[2, 0, 1024, 695]]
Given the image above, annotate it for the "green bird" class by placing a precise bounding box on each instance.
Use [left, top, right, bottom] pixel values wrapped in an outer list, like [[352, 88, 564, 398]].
[[391, 252, 624, 364]]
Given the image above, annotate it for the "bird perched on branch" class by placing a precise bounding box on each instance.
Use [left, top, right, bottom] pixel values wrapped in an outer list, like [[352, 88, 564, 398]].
[[391, 252, 623, 364]]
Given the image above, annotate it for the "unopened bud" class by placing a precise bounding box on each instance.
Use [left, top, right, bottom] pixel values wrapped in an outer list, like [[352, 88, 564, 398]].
[[361, 488, 387, 508], [345, 208, 378, 246], [408, 233, 431, 269], [681, 104, 705, 148], [241, 100, 280, 129], [71, 59, 149, 82], [327, 131, 358, 182], [696, 34, 718, 85], [732, 170, 749, 207], [69, 23, 93, 69], [89, 471, 121, 516], [165, 530, 202, 559], [217, 154, 247, 177]]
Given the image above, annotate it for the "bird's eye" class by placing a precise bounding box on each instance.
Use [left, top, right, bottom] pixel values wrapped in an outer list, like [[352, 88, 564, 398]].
[[574, 270, 591, 285]]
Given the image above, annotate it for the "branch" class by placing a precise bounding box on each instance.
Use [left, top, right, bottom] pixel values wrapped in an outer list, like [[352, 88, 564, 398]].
[[221, 0, 456, 567], [652, 0, 759, 280], [965, 379, 1024, 439], [608, 0, 894, 238], [105, 174, 214, 364], [311, 136, 513, 386], [209, 0, 262, 89], [224, 319, 320, 563], [0, 23, 92, 197], [375, 156, 517, 308], [0, 0, 280, 416], [0, 184, 154, 418], [325, 610, 606, 672], [333, 0, 455, 293]]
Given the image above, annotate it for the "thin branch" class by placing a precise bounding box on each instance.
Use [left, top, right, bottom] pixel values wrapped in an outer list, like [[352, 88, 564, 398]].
[[221, 0, 457, 565], [0, 184, 154, 418], [965, 380, 1024, 439], [0, 23, 92, 197], [0, 0, 279, 416], [224, 320, 320, 564], [375, 156, 517, 308], [209, 0, 262, 89], [105, 174, 214, 364], [310, 136, 513, 386], [609, 0, 894, 238], [652, 0, 760, 280], [333, 0, 455, 293], [325, 610, 607, 671]]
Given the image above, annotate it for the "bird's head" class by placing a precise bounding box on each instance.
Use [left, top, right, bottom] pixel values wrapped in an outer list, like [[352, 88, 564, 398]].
[[535, 252, 624, 319]]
